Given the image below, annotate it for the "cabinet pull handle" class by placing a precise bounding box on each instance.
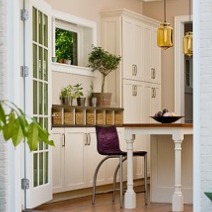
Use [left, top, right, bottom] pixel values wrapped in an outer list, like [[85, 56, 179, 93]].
[[132, 85, 134, 96], [134, 85, 137, 96], [151, 68, 156, 79], [62, 133, 65, 147], [151, 88, 154, 98], [88, 133, 91, 145], [85, 133, 88, 145], [152, 88, 156, 98], [132, 64, 135, 76], [135, 65, 137, 76]]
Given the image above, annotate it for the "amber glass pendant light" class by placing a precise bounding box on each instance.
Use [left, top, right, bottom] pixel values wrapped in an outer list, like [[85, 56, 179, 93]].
[[183, 0, 193, 57], [157, 0, 173, 50], [183, 31, 193, 57]]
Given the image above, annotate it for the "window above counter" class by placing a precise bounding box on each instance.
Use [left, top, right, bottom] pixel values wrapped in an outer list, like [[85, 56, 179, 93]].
[[52, 9, 97, 76]]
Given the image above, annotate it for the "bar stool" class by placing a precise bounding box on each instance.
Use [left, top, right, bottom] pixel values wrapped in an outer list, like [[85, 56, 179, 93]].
[[92, 125, 148, 208]]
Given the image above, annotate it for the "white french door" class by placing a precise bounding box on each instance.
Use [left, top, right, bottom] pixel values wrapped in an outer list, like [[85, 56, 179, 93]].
[[24, 0, 52, 208]]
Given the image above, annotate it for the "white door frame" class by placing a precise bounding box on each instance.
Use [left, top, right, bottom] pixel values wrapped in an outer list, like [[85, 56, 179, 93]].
[[174, 15, 191, 118], [7, 0, 22, 211]]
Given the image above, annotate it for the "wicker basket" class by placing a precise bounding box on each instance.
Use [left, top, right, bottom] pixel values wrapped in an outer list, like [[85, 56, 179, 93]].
[[106, 112, 113, 125], [76, 111, 84, 125], [96, 112, 104, 125], [52, 112, 62, 125], [86, 112, 95, 125], [115, 113, 123, 125], [64, 112, 73, 125]]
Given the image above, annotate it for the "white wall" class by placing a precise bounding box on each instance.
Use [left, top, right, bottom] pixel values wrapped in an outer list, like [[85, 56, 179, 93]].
[[194, 0, 212, 211], [0, 0, 8, 211]]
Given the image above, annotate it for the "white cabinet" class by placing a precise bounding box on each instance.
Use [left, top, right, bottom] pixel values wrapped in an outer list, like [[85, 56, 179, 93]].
[[101, 9, 161, 112], [52, 127, 105, 193]]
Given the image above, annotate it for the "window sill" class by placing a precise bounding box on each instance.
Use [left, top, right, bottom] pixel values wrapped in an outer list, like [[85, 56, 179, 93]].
[[52, 62, 96, 77]]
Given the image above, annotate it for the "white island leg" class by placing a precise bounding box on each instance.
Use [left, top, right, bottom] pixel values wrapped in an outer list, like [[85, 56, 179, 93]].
[[172, 133, 184, 212], [124, 134, 136, 209]]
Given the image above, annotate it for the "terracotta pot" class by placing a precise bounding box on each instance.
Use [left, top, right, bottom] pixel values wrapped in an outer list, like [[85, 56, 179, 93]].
[[92, 93, 112, 107]]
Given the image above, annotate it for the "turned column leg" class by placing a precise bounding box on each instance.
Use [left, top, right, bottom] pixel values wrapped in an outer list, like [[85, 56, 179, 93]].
[[172, 134, 184, 212], [124, 133, 136, 209]]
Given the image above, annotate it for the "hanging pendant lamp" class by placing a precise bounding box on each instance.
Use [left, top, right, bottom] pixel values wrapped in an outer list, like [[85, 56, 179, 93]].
[[157, 0, 173, 50], [183, 0, 193, 57], [183, 31, 193, 57]]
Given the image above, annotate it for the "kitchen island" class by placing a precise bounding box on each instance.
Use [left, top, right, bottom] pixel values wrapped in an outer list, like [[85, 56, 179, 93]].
[[123, 123, 193, 211]]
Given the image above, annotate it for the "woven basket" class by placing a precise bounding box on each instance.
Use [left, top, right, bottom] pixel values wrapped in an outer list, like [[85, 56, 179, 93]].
[[64, 112, 73, 125], [76, 111, 84, 125], [52, 112, 62, 125], [86, 112, 95, 125], [115, 113, 123, 125], [106, 112, 113, 125], [96, 112, 104, 125]]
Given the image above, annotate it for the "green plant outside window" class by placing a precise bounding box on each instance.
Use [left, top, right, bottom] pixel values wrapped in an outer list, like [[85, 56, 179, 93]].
[[55, 28, 78, 65]]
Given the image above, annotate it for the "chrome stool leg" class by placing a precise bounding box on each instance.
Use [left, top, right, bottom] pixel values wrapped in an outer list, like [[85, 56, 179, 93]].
[[92, 156, 113, 205]]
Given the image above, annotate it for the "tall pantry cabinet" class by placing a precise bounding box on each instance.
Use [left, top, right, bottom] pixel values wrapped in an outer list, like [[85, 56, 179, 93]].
[[101, 9, 161, 177]]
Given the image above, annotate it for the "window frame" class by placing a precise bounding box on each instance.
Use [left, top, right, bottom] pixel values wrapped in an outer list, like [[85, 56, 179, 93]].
[[52, 10, 97, 76]]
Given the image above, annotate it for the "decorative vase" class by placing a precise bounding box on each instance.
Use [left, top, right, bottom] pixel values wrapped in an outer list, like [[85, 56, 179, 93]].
[[92, 93, 112, 107]]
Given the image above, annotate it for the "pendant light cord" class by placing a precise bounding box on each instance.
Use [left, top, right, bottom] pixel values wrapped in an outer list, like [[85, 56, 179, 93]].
[[164, 0, 167, 23], [189, 0, 192, 22]]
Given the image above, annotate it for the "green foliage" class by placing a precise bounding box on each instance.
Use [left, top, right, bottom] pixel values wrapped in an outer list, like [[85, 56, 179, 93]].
[[0, 100, 54, 151], [55, 28, 74, 61], [60, 84, 83, 100], [88, 46, 121, 93]]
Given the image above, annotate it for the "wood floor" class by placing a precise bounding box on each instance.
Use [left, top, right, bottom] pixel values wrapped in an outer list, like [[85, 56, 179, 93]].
[[34, 191, 193, 212]]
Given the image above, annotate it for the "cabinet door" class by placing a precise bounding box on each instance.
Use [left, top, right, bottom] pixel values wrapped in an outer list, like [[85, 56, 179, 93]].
[[143, 24, 161, 84], [123, 80, 143, 123], [142, 83, 161, 122], [52, 128, 65, 193], [151, 26, 161, 84], [64, 128, 86, 190], [122, 17, 142, 81]]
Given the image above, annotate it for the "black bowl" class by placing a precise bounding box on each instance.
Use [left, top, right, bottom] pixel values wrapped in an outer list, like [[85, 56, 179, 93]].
[[150, 116, 183, 123]]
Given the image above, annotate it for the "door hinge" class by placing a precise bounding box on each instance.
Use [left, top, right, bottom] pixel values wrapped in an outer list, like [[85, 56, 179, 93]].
[[21, 178, 29, 190], [21, 9, 29, 21], [21, 66, 29, 77]]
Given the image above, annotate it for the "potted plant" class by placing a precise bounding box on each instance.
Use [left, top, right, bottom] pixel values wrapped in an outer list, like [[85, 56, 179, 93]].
[[60, 84, 85, 106], [71, 84, 86, 106], [60, 85, 72, 105], [55, 28, 73, 64], [88, 45, 121, 107]]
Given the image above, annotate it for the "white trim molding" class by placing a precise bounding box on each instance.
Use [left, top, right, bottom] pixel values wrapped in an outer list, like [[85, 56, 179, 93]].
[[174, 15, 191, 120]]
